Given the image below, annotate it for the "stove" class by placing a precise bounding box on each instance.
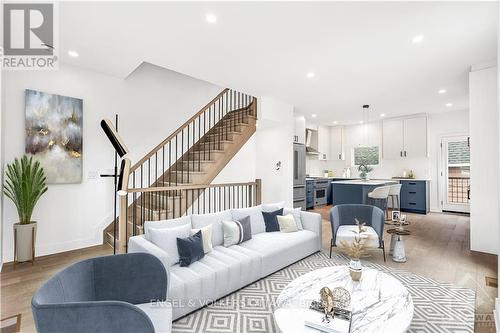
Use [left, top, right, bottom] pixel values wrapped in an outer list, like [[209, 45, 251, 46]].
[[313, 178, 329, 206]]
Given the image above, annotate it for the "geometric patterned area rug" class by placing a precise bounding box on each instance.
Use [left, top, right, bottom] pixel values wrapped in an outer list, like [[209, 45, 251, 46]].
[[172, 251, 475, 333]]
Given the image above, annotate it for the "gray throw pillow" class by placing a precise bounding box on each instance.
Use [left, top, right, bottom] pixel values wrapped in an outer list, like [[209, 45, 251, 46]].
[[222, 216, 252, 247]]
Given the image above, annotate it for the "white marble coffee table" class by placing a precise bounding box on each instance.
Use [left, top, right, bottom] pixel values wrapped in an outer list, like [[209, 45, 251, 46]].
[[274, 266, 413, 333]]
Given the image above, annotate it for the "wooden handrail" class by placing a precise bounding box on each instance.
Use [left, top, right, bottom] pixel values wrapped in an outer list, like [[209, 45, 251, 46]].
[[130, 88, 230, 171], [127, 181, 257, 193]]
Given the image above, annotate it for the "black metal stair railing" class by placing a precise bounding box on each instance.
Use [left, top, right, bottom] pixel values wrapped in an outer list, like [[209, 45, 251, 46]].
[[129, 89, 255, 191], [124, 180, 262, 243]]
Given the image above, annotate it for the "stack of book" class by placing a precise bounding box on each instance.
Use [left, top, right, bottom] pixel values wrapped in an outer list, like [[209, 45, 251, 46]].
[[305, 301, 352, 333]]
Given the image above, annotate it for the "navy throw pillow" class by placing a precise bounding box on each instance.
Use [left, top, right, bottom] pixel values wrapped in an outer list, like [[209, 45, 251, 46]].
[[177, 230, 204, 267], [262, 208, 283, 232]]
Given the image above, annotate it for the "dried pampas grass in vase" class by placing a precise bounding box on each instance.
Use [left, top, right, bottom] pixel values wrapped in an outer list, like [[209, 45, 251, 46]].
[[338, 219, 371, 281]]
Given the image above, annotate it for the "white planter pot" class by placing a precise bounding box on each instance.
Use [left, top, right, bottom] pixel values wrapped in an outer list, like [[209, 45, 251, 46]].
[[349, 259, 362, 281], [14, 222, 37, 263], [349, 259, 362, 270]]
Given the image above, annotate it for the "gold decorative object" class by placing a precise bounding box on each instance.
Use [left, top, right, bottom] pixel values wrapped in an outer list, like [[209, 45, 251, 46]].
[[319, 287, 334, 323]]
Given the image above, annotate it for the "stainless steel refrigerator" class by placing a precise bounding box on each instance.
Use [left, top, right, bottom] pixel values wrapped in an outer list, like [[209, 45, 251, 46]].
[[293, 143, 306, 210]]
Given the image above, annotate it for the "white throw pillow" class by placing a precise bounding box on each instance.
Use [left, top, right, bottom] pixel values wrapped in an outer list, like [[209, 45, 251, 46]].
[[283, 207, 304, 230], [231, 205, 265, 234], [148, 224, 191, 266], [277, 214, 298, 233], [262, 201, 286, 212], [191, 224, 213, 254], [191, 210, 232, 246], [143, 215, 192, 241]]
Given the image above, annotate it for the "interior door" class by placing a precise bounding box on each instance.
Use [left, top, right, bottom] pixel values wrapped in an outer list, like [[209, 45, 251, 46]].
[[441, 136, 470, 213]]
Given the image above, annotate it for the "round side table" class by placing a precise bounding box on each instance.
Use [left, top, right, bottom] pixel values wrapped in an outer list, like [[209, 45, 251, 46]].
[[387, 228, 411, 263]]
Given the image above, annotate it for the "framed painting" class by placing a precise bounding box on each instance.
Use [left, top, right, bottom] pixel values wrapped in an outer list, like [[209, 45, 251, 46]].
[[25, 89, 83, 184]]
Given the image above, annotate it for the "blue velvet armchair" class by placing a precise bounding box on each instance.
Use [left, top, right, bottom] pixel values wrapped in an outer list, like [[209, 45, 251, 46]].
[[32, 253, 170, 333], [330, 204, 386, 261]]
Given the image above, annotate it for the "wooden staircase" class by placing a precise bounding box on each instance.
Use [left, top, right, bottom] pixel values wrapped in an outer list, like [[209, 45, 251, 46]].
[[104, 89, 257, 248]]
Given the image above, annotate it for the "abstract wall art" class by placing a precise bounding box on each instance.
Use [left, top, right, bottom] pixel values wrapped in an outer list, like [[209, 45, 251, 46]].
[[25, 89, 83, 184]]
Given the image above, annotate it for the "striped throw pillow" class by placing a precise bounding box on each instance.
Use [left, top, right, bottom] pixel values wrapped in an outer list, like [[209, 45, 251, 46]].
[[222, 216, 252, 247]]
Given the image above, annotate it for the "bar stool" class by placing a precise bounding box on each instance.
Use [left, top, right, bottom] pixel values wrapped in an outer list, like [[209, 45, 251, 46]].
[[388, 184, 402, 212], [367, 186, 391, 220]]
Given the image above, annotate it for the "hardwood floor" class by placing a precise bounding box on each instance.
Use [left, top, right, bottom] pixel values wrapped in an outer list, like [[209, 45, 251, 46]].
[[1, 244, 112, 332], [312, 205, 498, 333], [1, 208, 497, 332]]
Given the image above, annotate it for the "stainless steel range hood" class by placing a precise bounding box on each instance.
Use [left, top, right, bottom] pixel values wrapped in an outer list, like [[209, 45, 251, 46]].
[[306, 146, 320, 154], [305, 129, 320, 155]]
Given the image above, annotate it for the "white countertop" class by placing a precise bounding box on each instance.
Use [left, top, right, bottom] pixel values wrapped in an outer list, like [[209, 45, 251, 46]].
[[331, 179, 398, 185], [391, 178, 431, 181]]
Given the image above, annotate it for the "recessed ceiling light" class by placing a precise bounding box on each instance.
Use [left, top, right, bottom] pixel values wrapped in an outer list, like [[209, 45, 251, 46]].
[[359, 121, 363, 124], [332, 121, 338, 125], [445, 103, 453, 107], [438, 89, 447, 94], [380, 113, 386, 117], [68, 50, 79, 58], [206, 13, 217, 23], [411, 35, 424, 44], [306, 72, 315, 79], [311, 114, 317, 118]]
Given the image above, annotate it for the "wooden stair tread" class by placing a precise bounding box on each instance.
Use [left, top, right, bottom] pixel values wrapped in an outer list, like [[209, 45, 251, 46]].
[[105, 91, 257, 249]]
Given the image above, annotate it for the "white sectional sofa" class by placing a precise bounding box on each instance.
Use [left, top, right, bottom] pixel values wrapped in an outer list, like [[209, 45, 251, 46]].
[[128, 204, 322, 320]]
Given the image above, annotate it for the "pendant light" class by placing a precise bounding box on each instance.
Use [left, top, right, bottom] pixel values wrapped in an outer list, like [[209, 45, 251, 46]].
[[362, 104, 370, 146]]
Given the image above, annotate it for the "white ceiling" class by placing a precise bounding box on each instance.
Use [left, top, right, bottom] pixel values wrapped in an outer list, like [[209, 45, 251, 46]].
[[59, 1, 497, 124]]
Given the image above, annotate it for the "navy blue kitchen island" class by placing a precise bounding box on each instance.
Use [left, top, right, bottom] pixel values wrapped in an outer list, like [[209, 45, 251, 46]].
[[331, 180, 398, 205], [331, 179, 430, 214]]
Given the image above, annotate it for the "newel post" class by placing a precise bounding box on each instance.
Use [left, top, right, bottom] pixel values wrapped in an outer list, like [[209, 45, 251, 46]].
[[118, 195, 128, 253], [255, 179, 262, 205]]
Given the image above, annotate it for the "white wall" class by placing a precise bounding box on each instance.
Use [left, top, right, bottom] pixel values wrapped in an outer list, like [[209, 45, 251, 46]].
[[212, 135, 257, 184], [306, 110, 469, 212], [256, 97, 294, 206], [469, 65, 498, 255], [2, 62, 224, 262]]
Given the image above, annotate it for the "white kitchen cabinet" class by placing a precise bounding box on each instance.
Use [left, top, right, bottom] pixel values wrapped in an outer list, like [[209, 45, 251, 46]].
[[403, 116, 427, 158], [330, 126, 345, 160], [317, 125, 330, 160], [382, 119, 404, 159], [293, 116, 306, 144], [382, 115, 427, 159]]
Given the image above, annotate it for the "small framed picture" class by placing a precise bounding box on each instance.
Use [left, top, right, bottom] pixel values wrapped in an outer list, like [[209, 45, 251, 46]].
[[399, 214, 407, 223], [392, 210, 400, 222]]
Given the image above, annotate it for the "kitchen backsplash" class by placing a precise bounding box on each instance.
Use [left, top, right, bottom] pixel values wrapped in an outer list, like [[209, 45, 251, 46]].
[[306, 156, 431, 179]]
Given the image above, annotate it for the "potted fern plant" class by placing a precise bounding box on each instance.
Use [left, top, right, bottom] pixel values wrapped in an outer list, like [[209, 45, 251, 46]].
[[3, 156, 47, 264]]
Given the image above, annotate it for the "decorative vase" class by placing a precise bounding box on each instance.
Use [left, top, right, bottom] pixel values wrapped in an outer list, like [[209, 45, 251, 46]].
[[349, 259, 362, 281], [14, 222, 37, 264]]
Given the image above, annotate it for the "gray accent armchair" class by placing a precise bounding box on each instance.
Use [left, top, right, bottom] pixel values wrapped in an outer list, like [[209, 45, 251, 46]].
[[329, 204, 386, 261], [32, 253, 170, 333]]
